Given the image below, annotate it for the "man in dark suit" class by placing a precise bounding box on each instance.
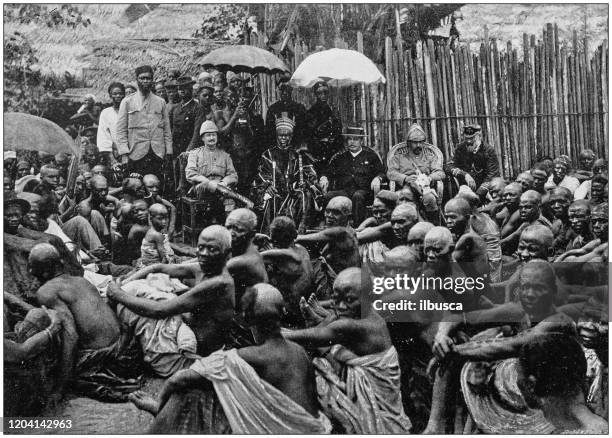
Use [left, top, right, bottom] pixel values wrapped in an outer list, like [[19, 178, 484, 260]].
[[320, 127, 385, 225], [170, 76, 204, 195], [305, 81, 343, 174]]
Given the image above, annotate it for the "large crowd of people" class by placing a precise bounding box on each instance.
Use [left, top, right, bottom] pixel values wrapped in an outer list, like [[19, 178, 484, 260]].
[[3, 63, 608, 434]]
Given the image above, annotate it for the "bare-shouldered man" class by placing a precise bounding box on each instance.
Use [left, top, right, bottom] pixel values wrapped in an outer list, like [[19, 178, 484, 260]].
[[108, 225, 235, 356], [129, 284, 330, 434], [296, 196, 361, 275], [424, 260, 577, 434], [29, 243, 121, 391], [284, 267, 411, 433], [260, 216, 315, 327], [225, 208, 268, 304]]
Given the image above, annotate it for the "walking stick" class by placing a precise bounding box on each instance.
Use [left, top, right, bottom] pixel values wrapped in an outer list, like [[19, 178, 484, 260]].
[[298, 151, 307, 218], [272, 160, 277, 217]]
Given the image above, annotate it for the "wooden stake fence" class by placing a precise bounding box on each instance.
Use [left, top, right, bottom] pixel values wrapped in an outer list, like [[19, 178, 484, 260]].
[[251, 24, 608, 179]]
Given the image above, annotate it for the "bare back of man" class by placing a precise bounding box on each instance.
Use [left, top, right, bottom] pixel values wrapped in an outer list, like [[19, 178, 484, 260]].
[[37, 274, 120, 349], [322, 227, 361, 273], [238, 337, 319, 416], [227, 244, 268, 303], [263, 244, 314, 325]]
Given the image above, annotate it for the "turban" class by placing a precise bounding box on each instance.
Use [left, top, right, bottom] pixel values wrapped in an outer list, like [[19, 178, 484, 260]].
[[406, 124, 426, 142]]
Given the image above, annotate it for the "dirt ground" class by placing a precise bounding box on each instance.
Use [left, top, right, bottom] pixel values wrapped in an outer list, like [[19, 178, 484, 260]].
[[9, 377, 163, 435]]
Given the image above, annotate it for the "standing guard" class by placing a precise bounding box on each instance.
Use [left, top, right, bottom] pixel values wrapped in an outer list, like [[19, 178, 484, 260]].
[[305, 81, 343, 174]]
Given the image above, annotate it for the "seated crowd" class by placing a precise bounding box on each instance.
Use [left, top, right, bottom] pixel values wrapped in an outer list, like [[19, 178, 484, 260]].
[[2, 65, 608, 434]]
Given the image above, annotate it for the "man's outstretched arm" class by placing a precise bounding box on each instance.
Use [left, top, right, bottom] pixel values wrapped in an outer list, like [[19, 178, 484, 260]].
[[283, 318, 353, 349], [108, 277, 226, 319], [296, 227, 348, 244], [122, 263, 198, 284]]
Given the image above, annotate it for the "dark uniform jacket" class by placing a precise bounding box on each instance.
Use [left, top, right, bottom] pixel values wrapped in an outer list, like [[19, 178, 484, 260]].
[[305, 101, 343, 173], [325, 147, 385, 193], [264, 100, 307, 146], [169, 99, 204, 155], [445, 142, 500, 189]]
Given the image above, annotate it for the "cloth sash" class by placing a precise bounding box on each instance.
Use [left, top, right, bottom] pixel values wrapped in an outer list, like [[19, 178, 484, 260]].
[[313, 344, 412, 433], [190, 349, 332, 434]]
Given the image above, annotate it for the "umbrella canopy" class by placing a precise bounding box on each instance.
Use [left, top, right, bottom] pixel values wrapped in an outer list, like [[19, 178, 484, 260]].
[[4, 112, 78, 156], [289, 48, 386, 88], [197, 45, 289, 75]]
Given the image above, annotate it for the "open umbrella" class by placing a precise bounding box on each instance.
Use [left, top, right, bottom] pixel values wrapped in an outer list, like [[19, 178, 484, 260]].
[[289, 48, 386, 88], [197, 45, 289, 75], [4, 112, 78, 155]]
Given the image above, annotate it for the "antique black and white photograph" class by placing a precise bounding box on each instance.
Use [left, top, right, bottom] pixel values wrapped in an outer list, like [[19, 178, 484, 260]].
[[2, 3, 609, 435]]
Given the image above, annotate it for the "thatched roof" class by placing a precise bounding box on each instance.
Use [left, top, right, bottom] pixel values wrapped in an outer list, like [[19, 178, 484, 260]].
[[4, 4, 226, 100]]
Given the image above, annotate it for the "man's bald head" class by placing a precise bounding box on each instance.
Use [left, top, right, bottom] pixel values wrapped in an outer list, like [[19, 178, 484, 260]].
[[325, 196, 352, 227], [549, 187, 573, 202], [490, 177, 506, 192], [241, 283, 286, 327], [198, 225, 232, 253], [518, 190, 542, 223], [28, 243, 62, 281], [391, 203, 418, 241], [503, 182, 523, 195], [568, 199, 591, 235], [444, 198, 472, 235], [333, 267, 368, 318], [226, 208, 257, 232], [445, 198, 472, 216], [569, 199, 591, 214], [407, 221, 435, 242], [517, 224, 554, 263], [520, 190, 541, 205], [397, 187, 416, 204], [149, 203, 168, 216], [335, 267, 363, 290], [328, 196, 352, 215], [28, 243, 60, 265], [392, 203, 418, 221], [383, 246, 420, 276], [424, 227, 453, 248], [142, 174, 160, 186], [424, 226, 454, 263]]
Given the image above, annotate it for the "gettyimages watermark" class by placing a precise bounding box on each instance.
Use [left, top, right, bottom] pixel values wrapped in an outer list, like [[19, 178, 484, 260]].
[[358, 261, 609, 323]]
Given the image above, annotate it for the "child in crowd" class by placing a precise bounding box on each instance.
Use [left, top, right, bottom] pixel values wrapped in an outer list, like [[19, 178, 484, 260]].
[[142, 174, 176, 239], [138, 203, 175, 267]]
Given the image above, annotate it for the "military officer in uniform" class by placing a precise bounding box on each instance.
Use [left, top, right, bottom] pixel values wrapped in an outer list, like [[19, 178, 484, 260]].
[[170, 76, 204, 195], [305, 81, 343, 174], [444, 124, 500, 200], [185, 120, 238, 223], [320, 126, 385, 225], [387, 123, 446, 222]]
